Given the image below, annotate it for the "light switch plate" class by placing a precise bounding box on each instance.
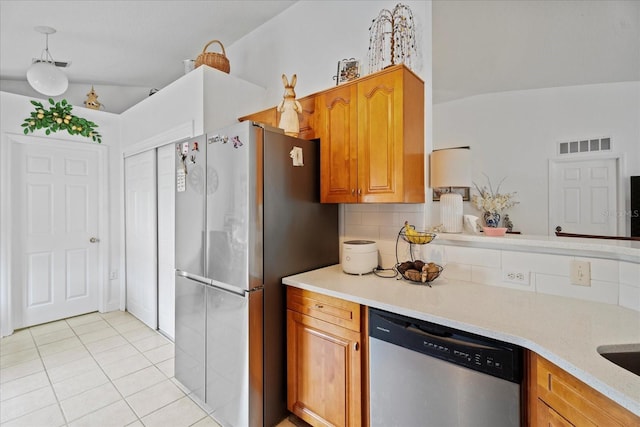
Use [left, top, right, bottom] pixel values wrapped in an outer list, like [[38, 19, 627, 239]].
[[570, 260, 591, 286]]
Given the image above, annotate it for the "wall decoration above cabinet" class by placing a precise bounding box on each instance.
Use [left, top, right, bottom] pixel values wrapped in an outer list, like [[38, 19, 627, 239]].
[[368, 3, 418, 73], [21, 98, 102, 143], [333, 58, 361, 85]]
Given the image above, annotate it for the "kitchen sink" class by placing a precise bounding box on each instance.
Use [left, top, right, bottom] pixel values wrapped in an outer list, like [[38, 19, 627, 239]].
[[597, 344, 640, 376]]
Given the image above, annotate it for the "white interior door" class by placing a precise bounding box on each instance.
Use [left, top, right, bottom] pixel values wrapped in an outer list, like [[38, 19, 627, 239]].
[[550, 158, 618, 235], [157, 144, 175, 339], [12, 138, 101, 328], [125, 150, 158, 329]]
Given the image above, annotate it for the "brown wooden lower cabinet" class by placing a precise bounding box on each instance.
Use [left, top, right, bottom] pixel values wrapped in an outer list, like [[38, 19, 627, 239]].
[[285, 293, 640, 427], [528, 352, 640, 426], [286, 287, 366, 427]]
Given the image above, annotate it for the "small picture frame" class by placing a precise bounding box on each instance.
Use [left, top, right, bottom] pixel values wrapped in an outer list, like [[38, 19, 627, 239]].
[[433, 187, 470, 202], [335, 58, 360, 85]]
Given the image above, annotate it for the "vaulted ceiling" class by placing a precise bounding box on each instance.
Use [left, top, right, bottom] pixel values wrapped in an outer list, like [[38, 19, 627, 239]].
[[1, 1, 638, 106], [0, 1, 297, 90]]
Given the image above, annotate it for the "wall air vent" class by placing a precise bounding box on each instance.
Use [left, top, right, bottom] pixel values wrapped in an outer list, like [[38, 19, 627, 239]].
[[558, 137, 611, 155], [31, 58, 71, 68]]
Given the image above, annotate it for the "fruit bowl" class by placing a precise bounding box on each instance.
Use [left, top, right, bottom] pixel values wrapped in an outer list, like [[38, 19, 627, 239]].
[[396, 260, 443, 284], [399, 222, 436, 245]]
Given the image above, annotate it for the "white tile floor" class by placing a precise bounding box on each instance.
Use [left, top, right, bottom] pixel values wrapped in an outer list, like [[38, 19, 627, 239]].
[[0, 311, 298, 427]]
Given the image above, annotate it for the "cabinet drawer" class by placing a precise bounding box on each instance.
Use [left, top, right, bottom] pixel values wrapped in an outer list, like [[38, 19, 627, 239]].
[[535, 355, 638, 426], [536, 399, 574, 427], [287, 287, 360, 332]]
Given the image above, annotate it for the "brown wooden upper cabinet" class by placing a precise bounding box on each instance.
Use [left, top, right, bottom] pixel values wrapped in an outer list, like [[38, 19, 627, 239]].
[[239, 64, 425, 204], [318, 64, 425, 203]]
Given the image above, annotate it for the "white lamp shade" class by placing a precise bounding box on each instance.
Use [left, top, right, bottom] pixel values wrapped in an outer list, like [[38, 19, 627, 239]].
[[27, 62, 68, 96], [430, 148, 471, 188]]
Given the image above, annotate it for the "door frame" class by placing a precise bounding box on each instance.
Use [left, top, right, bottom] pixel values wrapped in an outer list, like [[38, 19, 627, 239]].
[[0, 133, 109, 336], [548, 153, 626, 236]]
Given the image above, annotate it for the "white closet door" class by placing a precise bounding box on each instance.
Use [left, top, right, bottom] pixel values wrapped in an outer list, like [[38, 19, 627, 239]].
[[157, 144, 176, 339], [125, 150, 158, 329]]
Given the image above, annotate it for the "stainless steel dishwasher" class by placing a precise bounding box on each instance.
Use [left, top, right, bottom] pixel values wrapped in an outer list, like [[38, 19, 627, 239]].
[[369, 308, 523, 427]]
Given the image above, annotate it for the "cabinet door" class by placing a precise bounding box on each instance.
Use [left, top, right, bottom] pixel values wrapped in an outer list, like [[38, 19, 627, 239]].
[[357, 69, 404, 203], [531, 354, 639, 427], [319, 84, 358, 203], [287, 309, 362, 427]]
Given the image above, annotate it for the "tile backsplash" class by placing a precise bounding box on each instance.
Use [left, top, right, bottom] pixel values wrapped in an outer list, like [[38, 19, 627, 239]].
[[340, 203, 640, 312], [342, 203, 428, 241]]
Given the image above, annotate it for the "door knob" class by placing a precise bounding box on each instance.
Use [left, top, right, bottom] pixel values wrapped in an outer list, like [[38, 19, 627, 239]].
[[89, 237, 100, 243]]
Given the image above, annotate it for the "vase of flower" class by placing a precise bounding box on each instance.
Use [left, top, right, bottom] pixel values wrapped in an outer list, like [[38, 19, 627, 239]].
[[472, 175, 519, 228], [483, 211, 501, 228]]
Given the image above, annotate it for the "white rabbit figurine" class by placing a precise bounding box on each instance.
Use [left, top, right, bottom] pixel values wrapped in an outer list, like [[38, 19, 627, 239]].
[[277, 74, 302, 137]]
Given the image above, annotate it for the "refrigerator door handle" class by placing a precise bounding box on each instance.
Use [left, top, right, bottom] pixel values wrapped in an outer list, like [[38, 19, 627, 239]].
[[176, 270, 210, 285], [207, 278, 253, 298]]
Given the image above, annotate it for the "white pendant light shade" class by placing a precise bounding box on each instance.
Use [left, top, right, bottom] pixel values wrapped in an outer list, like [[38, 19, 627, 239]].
[[27, 26, 68, 97], [27, 61, 68, 96]]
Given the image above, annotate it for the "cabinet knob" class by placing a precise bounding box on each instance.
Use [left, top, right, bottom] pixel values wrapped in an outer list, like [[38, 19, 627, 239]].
[[357, 189, 362, 196], [351, 189, 355, 196], [354, 342, 359, 351]]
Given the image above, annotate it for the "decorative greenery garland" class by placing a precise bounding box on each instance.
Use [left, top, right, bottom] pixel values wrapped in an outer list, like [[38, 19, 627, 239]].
[[21, 98, 102, 143]]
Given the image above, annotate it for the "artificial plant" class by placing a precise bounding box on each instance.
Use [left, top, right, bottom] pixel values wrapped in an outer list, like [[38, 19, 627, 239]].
[[21, 98, 102, 143]]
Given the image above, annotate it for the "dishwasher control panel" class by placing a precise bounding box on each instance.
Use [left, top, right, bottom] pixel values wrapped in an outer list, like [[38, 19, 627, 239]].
[[369, 307, 522, 383]]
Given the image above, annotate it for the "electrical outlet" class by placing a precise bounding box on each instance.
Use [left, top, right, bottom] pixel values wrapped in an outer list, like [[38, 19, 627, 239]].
[[570, 260, 591, 286], [109, 270, 119, 280], [502, 270, 530, 285]]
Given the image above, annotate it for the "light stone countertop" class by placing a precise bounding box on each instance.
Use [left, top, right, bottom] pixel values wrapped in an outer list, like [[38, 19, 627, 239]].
[[431, 232, 640, 263], [282, 264, 640, 416]]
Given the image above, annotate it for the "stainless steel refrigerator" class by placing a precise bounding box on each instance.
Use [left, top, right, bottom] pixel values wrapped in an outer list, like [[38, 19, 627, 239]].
[[174, 121, 338, 427]]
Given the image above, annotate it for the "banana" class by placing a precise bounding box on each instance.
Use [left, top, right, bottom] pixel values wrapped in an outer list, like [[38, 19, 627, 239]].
[[404, 221, 419, 243], [404, 221, 431, 244]]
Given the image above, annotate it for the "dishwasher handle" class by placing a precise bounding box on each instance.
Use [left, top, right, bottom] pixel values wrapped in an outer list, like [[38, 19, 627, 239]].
[[373, 311, 453, 337], [372, 310, 504, 351], [406, 325, 497, 351]]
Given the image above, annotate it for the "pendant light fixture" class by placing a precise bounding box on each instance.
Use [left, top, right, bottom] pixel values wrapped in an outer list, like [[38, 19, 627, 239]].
[[27, 26, 68, 96]]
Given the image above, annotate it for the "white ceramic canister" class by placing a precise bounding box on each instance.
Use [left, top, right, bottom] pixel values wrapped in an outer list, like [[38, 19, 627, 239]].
[[342, 240, 378, 275]]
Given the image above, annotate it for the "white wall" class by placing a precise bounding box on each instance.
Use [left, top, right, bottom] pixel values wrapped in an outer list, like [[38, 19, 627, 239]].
[[433, 81, 640, 236], [120, 67, 205, 149]]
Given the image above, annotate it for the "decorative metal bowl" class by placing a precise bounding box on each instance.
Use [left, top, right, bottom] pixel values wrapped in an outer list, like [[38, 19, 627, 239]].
[[396, 261, 443, 284], [398, 230, 437, 245]]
